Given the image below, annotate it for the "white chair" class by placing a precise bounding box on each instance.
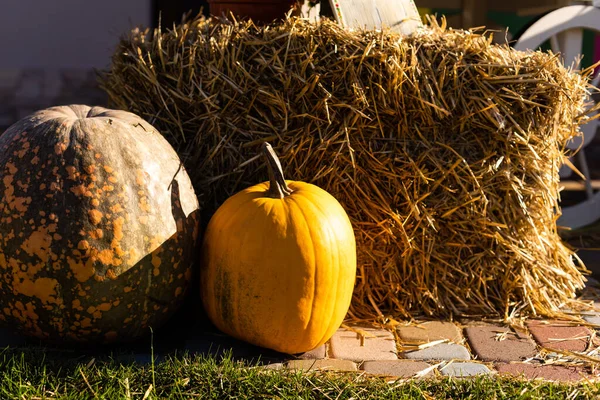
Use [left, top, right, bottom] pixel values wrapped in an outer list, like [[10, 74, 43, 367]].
[[514, 0, 600, 229]]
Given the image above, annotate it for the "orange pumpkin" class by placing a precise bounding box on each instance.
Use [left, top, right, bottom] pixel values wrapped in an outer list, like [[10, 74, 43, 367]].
[[201, 143, 356, 354]]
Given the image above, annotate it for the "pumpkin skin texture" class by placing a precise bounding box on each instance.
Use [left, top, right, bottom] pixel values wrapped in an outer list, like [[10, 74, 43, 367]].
[[201, 143, 356, 354], [0, 105, 200, 343]]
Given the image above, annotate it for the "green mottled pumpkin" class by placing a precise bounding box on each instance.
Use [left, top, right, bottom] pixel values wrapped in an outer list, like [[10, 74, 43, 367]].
[[0, 105, 200, 343]]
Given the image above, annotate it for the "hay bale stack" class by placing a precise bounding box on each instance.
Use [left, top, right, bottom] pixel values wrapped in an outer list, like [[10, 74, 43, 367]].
[[100, 16, 592, 319]]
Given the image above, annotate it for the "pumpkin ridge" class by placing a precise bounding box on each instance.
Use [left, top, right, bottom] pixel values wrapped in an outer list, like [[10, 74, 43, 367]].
[[231, 202, 268, 341], [286, 196, 318, 333], [290, 193, 344, 349], [300, 193, 345, 347]]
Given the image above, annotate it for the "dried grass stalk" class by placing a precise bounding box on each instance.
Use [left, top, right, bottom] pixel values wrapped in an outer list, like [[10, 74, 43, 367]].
[[100, 15, 593, 320]]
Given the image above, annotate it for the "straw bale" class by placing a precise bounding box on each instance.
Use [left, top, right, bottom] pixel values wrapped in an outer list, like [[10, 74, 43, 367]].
[[100, 16, 594, 320]]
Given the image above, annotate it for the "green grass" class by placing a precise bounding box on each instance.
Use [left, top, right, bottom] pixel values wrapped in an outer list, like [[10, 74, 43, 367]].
[[0, 348, 599, 399]]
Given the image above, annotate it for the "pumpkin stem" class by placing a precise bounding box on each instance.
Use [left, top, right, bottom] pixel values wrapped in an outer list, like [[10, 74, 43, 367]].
[[262, 142, 293, 199]]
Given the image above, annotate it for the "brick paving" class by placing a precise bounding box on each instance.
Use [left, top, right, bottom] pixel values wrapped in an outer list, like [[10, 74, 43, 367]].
[[465, 324, 537, 362], [249, 305, 599, 382], [329, 326, 398, 361], [397, 321, 463, 343], [439, 362, 492, 377], [527, 321, 593, 352], [361, 360, 433, 378], [4, 284, 600, 383], [496, 363, 593, 382], [401, 343, 471, 361]]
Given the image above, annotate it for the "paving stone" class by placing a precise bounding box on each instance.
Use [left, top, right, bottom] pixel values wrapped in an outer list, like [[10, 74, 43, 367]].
[[329, 326, 397, 361], [465, 324, 537, 362], [496, 363, 596, 382], [361, 360, 433, 378], [583, 314, 600, 325], [527, 321, 592, 352], [262, 363, 284, 370], [285, 359, 358, 372], [402, 343, 470, 361], [581, 301, 600, 326], [439, 362, 492, 377], [297, 344, 327, 359], [397, 321, 463, 344]]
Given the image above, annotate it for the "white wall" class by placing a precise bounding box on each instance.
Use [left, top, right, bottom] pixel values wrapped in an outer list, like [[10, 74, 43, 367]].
[[0, 0, 151, 69]]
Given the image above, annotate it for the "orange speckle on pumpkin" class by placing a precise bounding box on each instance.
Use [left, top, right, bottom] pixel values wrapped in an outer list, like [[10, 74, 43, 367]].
[[124, 317, 132, 324], [106, 269, 117, 280], [31, 156, 40, 164], [113, 217, 124, 241], [78, 240, 90, 250], [68, 257, 95, 283], [88, 229, 104, 239], [135, 170, 146, 186], [128, 248, 139, 263], [3, 175, 15, 200], [138, 216, 148, 224], [103, 166, 114, 173], [72, 299, 83, 311], [86, 306, 96, 314], [97, 303, 112, 312], [21, 226, 52, 262], [16, 180, 29, 191], [80, 318, 92, 328], [66, 166, 78, 180], [92, 310, 102, 319], [175, 287, 183, 297], [88, 209, 103, 225], [108, 176, 117, 183], [6, 162, 17, 175], [112, 300, 120, 307], [91, 198, 100, 207], [105, 331, 118, 341], [52, 233, 62, 240], [97, 249, 116, 265], [39, 183, 46, 190], [54, 142, 67, 154], [70, 185, 86, 196], [95, 153, 101, 159], [110, 204, 123, 213], [13, 277, 59, 304], [102, 185, 114, 192], [11, 196, 31, 213], [123, 287, 132, 293], [111, 242, 125, 257]]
